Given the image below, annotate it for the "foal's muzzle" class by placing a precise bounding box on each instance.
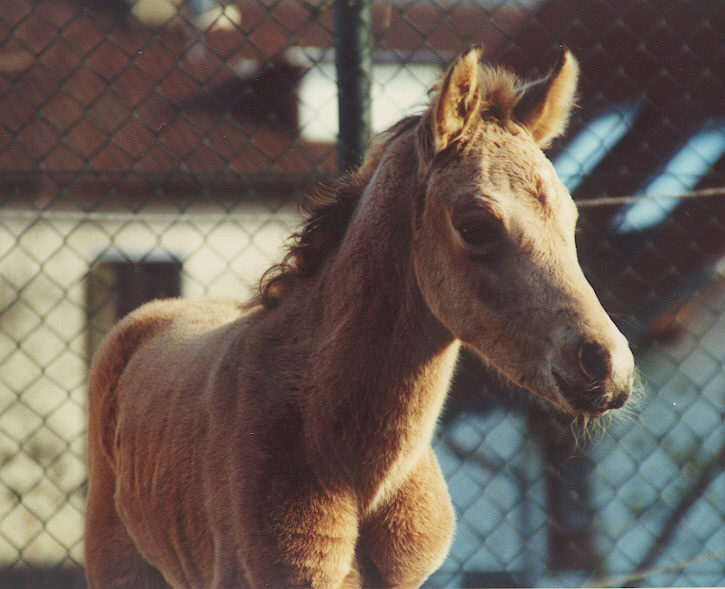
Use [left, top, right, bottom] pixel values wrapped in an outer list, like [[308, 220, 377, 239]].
[[554, 337, 634, 416]]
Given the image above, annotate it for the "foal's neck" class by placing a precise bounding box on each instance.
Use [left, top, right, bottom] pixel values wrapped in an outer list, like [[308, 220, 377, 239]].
[[304, 137, 460, 506]]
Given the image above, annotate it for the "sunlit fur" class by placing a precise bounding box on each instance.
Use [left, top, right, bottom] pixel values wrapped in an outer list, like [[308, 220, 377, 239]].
[[85, 46, 634, 589]]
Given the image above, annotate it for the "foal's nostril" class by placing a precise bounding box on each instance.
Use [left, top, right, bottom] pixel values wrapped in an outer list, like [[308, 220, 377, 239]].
[[578, 341, 611, 382], [607, 393, 627, 410]]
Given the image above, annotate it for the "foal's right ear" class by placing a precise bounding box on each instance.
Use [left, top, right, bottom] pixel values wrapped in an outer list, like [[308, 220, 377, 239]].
[[429, 44, 484, 154]]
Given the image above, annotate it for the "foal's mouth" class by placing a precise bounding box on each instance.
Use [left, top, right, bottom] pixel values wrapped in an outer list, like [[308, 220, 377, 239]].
[[552, 370, 626, 417]]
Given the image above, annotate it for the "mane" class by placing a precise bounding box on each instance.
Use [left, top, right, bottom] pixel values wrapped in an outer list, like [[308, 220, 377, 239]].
[[258, 116, 421, 309]]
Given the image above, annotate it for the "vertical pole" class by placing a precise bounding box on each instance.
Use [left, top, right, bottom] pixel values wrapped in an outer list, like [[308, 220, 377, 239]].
[[334, 0, 372, 174]]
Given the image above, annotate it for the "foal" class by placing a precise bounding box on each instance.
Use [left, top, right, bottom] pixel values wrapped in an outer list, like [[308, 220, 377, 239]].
[[85, 46, 634, 588]]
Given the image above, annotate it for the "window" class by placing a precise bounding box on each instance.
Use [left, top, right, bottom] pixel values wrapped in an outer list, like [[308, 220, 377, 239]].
[[613, 121, 725, 234], [296, 49, 442, 143], [87, 256, 182, 360], [132, 0, 241, 30], [554, 102, 641, 193]]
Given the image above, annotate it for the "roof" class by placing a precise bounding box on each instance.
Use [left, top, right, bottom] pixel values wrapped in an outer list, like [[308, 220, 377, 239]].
[[0, 0, 526, 182]]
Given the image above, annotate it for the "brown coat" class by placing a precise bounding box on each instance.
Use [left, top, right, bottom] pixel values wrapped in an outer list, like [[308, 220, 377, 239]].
[[85, 46, 633, 588]]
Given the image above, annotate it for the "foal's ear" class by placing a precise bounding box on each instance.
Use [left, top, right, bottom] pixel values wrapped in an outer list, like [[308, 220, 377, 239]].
[[431, 44, 484, 154], [513, 48, 579, 148]]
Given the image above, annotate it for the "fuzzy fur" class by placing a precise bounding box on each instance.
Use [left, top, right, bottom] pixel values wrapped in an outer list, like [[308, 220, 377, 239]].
[[85, 47, 633, 588]]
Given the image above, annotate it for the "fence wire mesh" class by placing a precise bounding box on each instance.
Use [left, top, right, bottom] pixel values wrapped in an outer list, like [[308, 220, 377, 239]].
[[1, 0, 724, 587]]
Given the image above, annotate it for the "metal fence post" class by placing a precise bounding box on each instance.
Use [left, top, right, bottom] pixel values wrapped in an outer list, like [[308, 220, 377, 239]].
[[334, 0, 372, 174]]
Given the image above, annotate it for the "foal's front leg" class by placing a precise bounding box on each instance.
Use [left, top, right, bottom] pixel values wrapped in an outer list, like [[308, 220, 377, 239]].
[[241, 479, 361, 589], [361, 448, 455, 588]]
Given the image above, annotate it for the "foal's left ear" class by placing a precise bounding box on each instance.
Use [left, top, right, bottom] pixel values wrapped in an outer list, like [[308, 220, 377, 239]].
[[513, 48, 579, 148], [431, 44, 484, 154]]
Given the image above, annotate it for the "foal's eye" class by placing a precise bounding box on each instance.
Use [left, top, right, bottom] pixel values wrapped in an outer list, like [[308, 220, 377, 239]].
[[456, 217, 503, 251]]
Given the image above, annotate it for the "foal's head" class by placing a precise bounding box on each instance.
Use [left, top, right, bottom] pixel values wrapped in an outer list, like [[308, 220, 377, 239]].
[[412, 46, 634, 417]]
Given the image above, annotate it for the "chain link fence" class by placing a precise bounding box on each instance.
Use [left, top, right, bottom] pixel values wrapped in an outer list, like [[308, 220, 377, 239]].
[[1, 0, 724, 586]]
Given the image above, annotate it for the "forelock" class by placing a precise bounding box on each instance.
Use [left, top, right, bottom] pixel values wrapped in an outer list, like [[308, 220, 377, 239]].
[[477, 65, 522, 125]]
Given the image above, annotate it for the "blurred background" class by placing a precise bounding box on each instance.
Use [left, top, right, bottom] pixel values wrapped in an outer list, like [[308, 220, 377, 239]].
[[1, 0, 724, 586]]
